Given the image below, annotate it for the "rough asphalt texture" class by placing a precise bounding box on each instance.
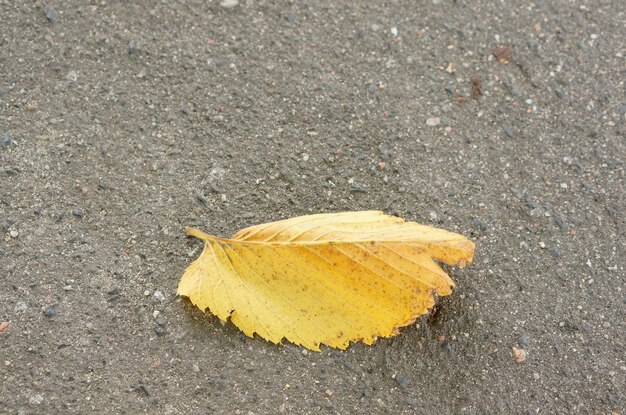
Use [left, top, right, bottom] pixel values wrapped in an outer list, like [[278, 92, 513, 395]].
[[1, 1, 625, 414]]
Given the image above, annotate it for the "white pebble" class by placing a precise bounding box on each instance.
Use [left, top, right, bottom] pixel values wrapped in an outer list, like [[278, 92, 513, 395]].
[[9, 230, 19, 238], [66, 71, 78, 82], [426, 117, 441, 126], [153, 291, 165, 301], [14, 302, 28, 313], [29, 395, 44, 405], [390, 27, 398, 37], [221, 0, 238, 8]]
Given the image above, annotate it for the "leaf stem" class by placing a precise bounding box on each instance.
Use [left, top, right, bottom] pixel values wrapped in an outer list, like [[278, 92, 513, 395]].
[[185, 226, 212, 241]]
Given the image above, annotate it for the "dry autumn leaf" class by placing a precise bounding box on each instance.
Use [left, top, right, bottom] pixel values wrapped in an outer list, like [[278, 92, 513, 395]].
[[178, 211, 475, 351]]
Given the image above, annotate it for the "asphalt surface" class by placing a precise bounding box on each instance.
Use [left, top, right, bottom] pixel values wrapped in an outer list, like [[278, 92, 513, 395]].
[[1, 1, 625, 414]]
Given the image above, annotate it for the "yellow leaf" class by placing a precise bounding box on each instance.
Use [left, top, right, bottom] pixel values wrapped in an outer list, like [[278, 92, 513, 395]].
[[178, 211, 474, 351]]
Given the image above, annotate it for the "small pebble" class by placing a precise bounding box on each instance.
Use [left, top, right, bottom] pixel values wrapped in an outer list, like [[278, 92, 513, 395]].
[[156, 317, 167, 326], [9, 230, 19, 238], [144, 290, 150, 296], [426, 117, 441, 126], [512, 346, 527, 363], [44, 303, 59, 317], [107, 286, 119, 295], [132, 384, 150, 396], [395, 373, 410, 389], [0, 132, 10, 148], [14, 302, 28, 313], [371, 24, 380, 32], [518, 335, 530, 347], [220, 0, 238, 8], [67, 71, 78, 83], [42, 5, 57, 22], [72, 210, 84, 218], [390, 27, 398, 37], [29, 394, 44, 405]]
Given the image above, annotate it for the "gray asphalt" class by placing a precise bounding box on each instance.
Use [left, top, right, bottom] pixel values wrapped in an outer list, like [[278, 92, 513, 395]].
[[1, 1, 624, 414]]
